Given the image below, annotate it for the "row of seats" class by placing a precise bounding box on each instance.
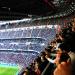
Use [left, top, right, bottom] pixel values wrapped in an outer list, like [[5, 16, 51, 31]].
[[0, 43, 44, 52], [0, 28, 56, 40], [0, 52, 38, 67], [0, 39, 45, 44]]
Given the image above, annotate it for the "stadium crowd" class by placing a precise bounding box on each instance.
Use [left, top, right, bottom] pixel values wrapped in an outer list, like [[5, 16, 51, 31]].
[[19, 18, 75, 75], [0, 27, 55, 41], [0, 51, 38, 67], [0, 25, 56, 68]]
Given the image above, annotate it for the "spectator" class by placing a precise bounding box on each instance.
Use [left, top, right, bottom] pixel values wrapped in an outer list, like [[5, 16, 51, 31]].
[[53, 53, 71, 75], [53, 62, 71, 75]]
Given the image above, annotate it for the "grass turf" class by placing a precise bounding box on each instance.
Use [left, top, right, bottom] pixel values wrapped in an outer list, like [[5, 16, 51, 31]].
[[0, 65, 19, 75]]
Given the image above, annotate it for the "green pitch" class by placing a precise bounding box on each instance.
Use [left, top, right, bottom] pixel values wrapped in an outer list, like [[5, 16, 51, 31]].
[[0, 64, 19, 75]]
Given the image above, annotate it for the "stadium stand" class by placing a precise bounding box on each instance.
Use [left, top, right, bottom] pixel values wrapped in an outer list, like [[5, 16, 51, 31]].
[[0, 18, 75, 75], [0, 0, 75, 75], [0, 17, 75, 75], [18, 18, 75, 75], [0, 24, 56, 70]]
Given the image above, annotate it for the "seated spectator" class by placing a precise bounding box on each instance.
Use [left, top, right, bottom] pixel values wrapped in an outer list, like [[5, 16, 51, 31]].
[[20, 67, 31, 75], [24, 67, 36, 75], [34, 58, 41, 75], [53, 52, 71, 75], [55, 33, 63, 43], [40, 52, 49, 72]]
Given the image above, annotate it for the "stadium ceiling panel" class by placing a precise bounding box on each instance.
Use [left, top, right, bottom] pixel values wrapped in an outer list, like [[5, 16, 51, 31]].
[[0, 0, 75, 20]]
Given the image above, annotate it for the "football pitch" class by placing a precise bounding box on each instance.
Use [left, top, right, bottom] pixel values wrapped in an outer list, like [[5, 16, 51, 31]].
[[0, 64, 19, 75]]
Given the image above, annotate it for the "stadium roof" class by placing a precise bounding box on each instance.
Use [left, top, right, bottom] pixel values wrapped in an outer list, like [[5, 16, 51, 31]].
[[0, 0, 75, 20]]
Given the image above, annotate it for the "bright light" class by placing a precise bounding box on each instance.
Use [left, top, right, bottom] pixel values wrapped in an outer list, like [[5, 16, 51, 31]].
[[40, 43, 45, 46], [10, 42, 19, 45], [25, 42, 31, 45], [0, 43, 4, 45]]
